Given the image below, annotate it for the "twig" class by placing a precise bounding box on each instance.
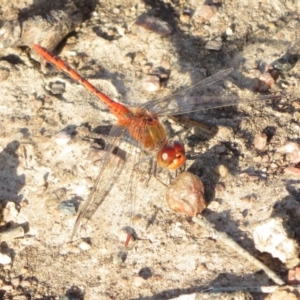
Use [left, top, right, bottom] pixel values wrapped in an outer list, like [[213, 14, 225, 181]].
[[202, 285, 296, 293], [192, 215, 285, 285]]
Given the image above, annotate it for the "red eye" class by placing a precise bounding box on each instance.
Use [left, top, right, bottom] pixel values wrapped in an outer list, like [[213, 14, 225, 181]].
[[157, 142, 186, 169], [173, 141, 185, 155], [157, 146, 176, 168]]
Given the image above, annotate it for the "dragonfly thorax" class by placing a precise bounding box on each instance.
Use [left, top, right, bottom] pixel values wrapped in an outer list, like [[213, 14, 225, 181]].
[[124, 108, 186, 169], [125, 108, 167, 151]]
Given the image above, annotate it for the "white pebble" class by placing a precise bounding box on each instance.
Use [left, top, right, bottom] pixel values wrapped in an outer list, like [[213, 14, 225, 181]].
[[55, 131, 71, 146], [253, 218, 299, 264], [226, 27, 233, 35], [79, 241, 91, 251], [142, 75, 160, 92], [0, 253, 11, 265]]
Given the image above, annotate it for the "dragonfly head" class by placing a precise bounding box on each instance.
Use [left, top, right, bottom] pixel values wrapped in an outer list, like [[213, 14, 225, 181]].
[[157, 141, 186, 170]]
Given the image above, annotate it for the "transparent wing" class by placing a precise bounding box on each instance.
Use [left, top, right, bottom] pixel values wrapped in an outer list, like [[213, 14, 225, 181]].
[[142, 68, 280, 116], [141, 68, 233, 115], [72, 124, 127, 239], [153, 94, 280, 116]]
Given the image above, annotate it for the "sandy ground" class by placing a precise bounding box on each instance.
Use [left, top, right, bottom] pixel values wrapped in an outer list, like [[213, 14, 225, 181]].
[[0, 0, 300, 299]]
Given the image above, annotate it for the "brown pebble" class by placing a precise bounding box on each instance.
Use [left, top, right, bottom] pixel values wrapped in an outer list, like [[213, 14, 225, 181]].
[[254, 133, 267, 150], [284, 166, 300, 176], [259, 72, 275, 87], [194, 5, 218, 22], [135, 15, 173, 36], [0, 68, 10, 81], [166, 171, 206, 217], [288, 267, 300, 284]]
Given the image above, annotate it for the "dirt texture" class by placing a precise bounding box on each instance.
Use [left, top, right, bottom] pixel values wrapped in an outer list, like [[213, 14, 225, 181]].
[[0, 0, 300, 299]]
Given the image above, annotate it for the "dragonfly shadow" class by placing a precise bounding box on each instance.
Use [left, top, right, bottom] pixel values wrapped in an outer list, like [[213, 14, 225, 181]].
[[0, 141, 25, 204], [186, 137, 252, 206], [138, 0, 298, 96], [273, 180, 300, 246], [130, 207, 285, 299]]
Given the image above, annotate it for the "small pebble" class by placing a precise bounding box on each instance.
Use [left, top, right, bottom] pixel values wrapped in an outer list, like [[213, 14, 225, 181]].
[[55, 131, 72, 146], [49, 82, 66, 95], [259, 72, 275, 87], [288, 266, 300, 284], [292, 101, 300, 109], [215, 145, 226, 153], [142, 75, 160, 92], [135, 15, 173, 36], [194, 5, 217, 22], [277, 142, 300, 163], [79, 241, 91, 251], [20, 280, 31, 288], [112, 8, 120, 14], [208, 200, 220, 210], [131, 275, 146, 287], [216, 126, 233, 139], [253, 156, 262, 163], [59, 243, 80, 255], [133, 51, 146, 63], [252, 218, 299, 263], [225, 27, 233, 35], [180, 13, 190, 23], [166, 171, 206, 217], [253, 133, 267, 150], [90, 11, 98, 17], [11, 277, 20, 287], [214, 165, 229, 178], [113, 253, 123, 265], [0, 68, 10, 81], [57, 201, 76, 215], [33, 99, 43, 110], [0, 253, 11, 265], [205, 39, 223, 51], [277, 142, 300, 154]]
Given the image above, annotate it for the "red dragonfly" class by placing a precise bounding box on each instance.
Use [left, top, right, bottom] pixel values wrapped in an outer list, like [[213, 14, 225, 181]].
[[33, 44, 279, 241]]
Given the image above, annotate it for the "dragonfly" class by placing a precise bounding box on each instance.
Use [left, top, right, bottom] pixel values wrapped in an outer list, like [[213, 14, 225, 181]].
[[33, 44, 280, 241]]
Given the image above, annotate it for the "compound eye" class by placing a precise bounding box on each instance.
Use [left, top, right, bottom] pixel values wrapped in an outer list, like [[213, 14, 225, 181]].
[[157, 146, 176, 168], [173, 141, 185, 155], [157, 142, 186, 170]]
